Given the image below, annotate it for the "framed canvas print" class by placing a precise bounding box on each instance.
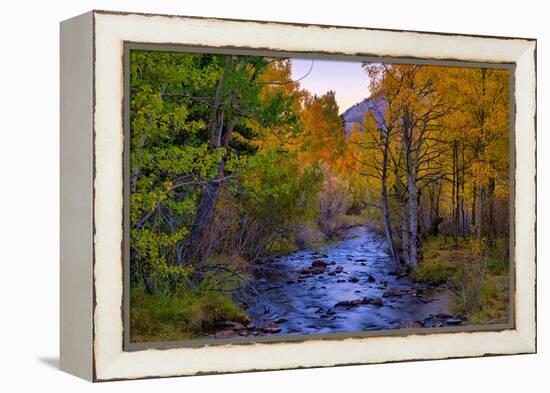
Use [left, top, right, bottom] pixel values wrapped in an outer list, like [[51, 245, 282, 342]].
[[60, 10, 537, 381]]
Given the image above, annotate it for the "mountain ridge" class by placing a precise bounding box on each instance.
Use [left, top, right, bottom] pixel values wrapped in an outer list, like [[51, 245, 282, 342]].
[[341, 95, 385, 136]]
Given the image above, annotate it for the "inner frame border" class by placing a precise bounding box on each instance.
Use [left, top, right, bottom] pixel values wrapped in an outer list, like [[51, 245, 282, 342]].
[[122, 42, 517, 352]]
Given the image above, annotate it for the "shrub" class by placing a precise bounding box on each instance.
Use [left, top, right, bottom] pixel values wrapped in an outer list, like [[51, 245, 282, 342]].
[[317, 166, 352, 236], [267, 235, 299, 255]]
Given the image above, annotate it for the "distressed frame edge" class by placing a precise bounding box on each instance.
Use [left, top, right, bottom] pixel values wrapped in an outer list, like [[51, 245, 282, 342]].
[[59, 11, 95, 381], [89, 11, 537, 381]]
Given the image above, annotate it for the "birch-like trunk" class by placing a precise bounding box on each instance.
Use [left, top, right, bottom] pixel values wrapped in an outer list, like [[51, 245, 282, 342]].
[[381, 132, 401, 271], [403, 111, 419, 270], [407, 163, 419, 269], [476, 185, 485, 247], [400, 200, 410, 262]]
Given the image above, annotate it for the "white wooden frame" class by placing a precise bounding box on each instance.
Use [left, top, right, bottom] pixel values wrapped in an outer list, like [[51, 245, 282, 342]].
[[60, 10, 536, 382]]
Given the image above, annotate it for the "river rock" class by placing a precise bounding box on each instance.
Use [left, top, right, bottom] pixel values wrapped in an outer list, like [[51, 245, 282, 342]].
[[334, 299, 362, 308], [217, 320, 245, 330], [311, 259, 328, 268], [380, 278, 389, 285], [360, 262, 366, 266], [356, 258, 367, 262], [383, 288, 408, 297], [328, 271, 336, 276], [274, 317, 288, 324], [445, 318, 463, 326], [367, 275, 376, 282], [300, 265, 326, 275], [215, 329, 239, 339], [400, 321, 424, 329], [262, 322, 282, 333], [348, 277, 359, 283], [363, 297, 383, 307], [335, 266, 344, 273]]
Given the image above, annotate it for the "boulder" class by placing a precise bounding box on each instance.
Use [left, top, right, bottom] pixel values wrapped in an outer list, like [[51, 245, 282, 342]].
[[367, 275, 376, 283], [348, 277, 359, 283]]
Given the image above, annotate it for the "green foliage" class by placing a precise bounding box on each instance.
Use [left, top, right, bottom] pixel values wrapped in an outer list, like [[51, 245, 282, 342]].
[[230, 148, 323, 225], [130, 284, 248, 343], [130, 50, 228, 275], [129, 49, 306, 276], [411, 260, 460, 285], [487, 257, 509, 275], [129, 50, 319, 342], [267, 235, 299, 255]]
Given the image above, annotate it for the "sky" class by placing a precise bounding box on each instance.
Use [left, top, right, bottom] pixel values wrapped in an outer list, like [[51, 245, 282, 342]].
[[290, 58, 371, 114]]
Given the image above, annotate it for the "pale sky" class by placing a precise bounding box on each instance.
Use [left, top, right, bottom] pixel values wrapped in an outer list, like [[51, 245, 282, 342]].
[[290, 58, 371, 114]]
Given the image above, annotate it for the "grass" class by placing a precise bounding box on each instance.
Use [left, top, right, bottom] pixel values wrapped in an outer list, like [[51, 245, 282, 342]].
[[466, 267, 510, 324], [414, 236, 510, 325], [411, 260, 459, 285], [130, 285, 249, 343]]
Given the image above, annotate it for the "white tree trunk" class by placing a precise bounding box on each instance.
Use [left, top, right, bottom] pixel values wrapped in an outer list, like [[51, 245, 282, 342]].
[[381, 133, 401, 271], [407, 166, 419, 269], [400, 200, 409, 262]]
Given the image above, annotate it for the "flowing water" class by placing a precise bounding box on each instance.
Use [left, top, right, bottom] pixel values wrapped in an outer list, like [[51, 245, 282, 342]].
[[247, 226, 455, 335]]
